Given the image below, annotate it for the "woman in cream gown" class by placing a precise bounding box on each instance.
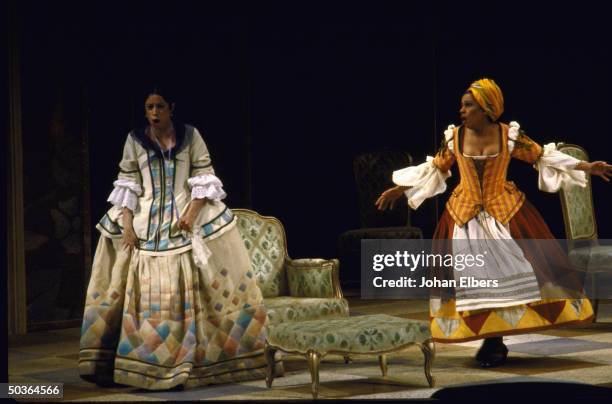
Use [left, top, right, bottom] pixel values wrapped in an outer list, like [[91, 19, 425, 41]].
[[79, 89, 269, 389]]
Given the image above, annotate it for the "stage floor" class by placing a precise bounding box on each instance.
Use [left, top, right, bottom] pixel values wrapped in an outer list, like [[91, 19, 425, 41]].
[[8, 297, 612, 401]]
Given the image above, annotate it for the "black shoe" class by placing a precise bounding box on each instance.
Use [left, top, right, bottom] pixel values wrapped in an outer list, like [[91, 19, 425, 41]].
[[476, 337, 508, 368]]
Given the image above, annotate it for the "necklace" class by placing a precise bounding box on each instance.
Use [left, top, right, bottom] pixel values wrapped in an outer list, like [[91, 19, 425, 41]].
[[150, 126, 181, 224], [148, 125, 175, 151]]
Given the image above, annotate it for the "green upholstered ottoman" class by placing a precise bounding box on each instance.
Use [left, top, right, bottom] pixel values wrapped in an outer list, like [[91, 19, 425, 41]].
[[264, 314, 434, 399]]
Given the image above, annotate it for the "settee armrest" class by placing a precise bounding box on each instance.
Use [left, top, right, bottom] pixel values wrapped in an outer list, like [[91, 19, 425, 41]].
[[285, 258, 344, 299]]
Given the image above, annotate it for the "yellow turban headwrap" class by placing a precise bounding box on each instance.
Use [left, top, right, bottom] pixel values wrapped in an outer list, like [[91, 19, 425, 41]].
[[467, 78, 504, 121]]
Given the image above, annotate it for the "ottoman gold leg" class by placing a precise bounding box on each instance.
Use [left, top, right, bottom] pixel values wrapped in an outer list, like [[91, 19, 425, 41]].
[[420, 340, 436, 387], [378, 354, 388, 376], [264, 342, 277, 388], [307, 350, 321, 399]]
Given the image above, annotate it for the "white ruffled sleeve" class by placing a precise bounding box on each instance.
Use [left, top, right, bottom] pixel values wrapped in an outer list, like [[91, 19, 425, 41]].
[[536, 143, 587, 192], [107, 179, 142, 212], [444, 124, 455, 153], [187, 128, 227, 201], [392, 156, 451, 210], [507, 121, 520, 153], [109, 134, 143, 212], [187, 173, 227, 201]]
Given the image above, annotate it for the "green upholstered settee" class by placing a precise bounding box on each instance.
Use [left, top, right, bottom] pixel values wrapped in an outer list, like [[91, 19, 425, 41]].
[[234, 209, 350, 326]]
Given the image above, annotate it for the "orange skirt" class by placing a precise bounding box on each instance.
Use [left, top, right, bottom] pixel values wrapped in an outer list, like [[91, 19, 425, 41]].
[[430, 200, 594, 343]]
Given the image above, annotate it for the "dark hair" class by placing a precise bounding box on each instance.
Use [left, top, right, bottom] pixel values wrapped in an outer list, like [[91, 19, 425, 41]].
[[131, 84, 179, 129], [145, 84, 176, 109]]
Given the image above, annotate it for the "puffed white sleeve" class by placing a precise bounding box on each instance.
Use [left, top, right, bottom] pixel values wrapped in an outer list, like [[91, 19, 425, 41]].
[[392, 125, 454, 209], [107, 134, 143, 212], [508, 121, 587, 192], [393, 157, 451, 210], [187, 128, 227, 201], [536, 142, 588, 192]]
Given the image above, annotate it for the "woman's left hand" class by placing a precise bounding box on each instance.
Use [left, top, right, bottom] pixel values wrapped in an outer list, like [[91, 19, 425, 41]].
[[179, 198, 206, 232], [179, 212, 196, 232], [586, 161, 612, 182]]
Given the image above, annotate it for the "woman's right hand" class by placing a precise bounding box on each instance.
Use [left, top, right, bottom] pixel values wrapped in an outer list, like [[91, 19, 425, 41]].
[[122, 226, 138, 250], [375, 185, 408, 211]]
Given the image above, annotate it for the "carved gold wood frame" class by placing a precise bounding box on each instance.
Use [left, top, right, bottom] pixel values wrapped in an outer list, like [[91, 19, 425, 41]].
[[264, 339, 435, 399]]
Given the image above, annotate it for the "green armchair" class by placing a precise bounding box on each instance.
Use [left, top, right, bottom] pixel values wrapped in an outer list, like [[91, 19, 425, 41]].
[[558, 143, 612, 320], [234, 209, 350, 326]]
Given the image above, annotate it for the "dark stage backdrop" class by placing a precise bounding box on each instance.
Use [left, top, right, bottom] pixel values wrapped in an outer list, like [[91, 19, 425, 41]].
[[15, 2, 611, 325], [19, 8, 91, 328]]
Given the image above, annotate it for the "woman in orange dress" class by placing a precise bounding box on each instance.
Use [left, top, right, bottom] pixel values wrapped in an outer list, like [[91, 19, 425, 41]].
[[376, 78, 612, 366]]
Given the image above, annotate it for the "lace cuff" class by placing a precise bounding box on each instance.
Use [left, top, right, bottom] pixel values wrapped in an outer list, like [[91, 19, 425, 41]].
[[536, 143, 587, 192], [392, 156, 451, 209], [187, 173, 227, 201], [107, 179, 142, 212]]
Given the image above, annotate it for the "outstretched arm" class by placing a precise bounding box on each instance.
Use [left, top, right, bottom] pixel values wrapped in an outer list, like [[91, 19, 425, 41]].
[[376, 125, 456, 211], [508, 122, 611, 192], [575, 161, 612, 182], [375, 185, 409, 210]]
